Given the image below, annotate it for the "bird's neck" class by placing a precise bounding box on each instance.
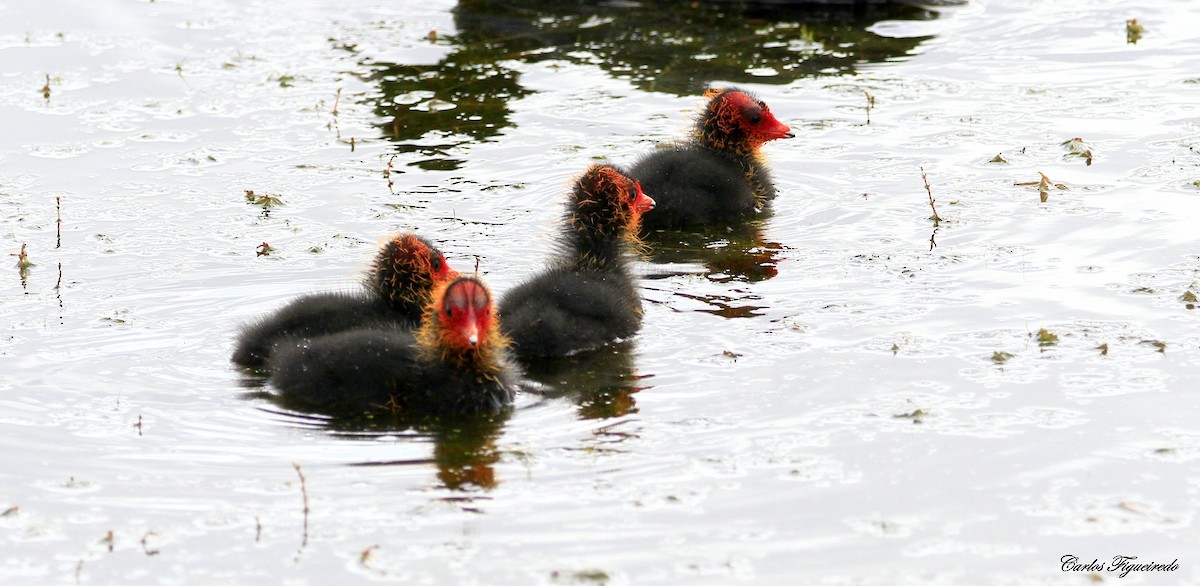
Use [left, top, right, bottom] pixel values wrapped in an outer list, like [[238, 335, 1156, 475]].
[[558, 222, 634, 273]]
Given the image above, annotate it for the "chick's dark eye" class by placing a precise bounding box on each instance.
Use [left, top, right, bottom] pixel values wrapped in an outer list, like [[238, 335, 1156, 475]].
[[746, 111, 762, 125], [430, 255, 442, 271]]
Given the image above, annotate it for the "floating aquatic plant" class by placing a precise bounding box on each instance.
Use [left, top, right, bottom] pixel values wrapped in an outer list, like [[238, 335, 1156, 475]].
[[245, 189, 283, 208], [1014, 172, 1067, 203], [1061, 137, 1094, 166], [920, 167, 942, 224], [1126, 18, 1145, 44], [1139, 339, 1166, 353], [992, 351, 1014, 364], [11, 242, 32, 270], [1035, 328, 1058, 347]]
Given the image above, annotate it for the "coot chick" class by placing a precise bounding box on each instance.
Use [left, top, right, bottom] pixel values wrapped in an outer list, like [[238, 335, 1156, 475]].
[[364, 231, 458, 313], [231, 233, 455, 367], [267, 276, 521, 416], [629, 87, 793, 229], [500, 164, 655, 360]]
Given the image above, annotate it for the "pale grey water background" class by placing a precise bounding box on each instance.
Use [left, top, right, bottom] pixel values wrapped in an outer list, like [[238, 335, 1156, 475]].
[[3, 0, 1200, 584]]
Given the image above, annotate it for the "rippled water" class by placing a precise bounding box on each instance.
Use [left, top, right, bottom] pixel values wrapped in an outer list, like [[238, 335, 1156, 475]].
[[3, 0, 1200, 584]]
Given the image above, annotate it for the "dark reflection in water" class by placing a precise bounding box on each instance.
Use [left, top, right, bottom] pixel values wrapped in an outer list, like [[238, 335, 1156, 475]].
[[645, 220, 784, 283], [239, 344, 643, 491], [334, 411, 509, 492], [239, 381, 509, 492], [522, 340, 648, 419], [453, 0, 937, 95], [638, 221, 780, 317], [365, 56, 531, 171], [356, 1, 939, 167]]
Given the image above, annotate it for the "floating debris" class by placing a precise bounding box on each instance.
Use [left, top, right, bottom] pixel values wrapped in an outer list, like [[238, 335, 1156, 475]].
[[992, 351, 1015, 364], [1096, 343, 1109, 356], [11, 242, 32, 270], [1139, 339, 1166, 353], [256, 242, 275, 257], [1014, 171, 1067, 202], [550, 570, 611, 583], [244, 189, 283, 208], [988, 153, 1008, 164], [893, 409, 925, 424], [1182, 290, 1197, 309], [41, 74, 50, 101], [1061, 137, 1094, 166], [359, 544, 379, 565], [920, 167, 942, 224], [863, 89, 875, 125], [1035, 328, 1059, 347], [1126, 18, 1145, 44], [293, 462, 310, 548], [141, 531, 159, 556]]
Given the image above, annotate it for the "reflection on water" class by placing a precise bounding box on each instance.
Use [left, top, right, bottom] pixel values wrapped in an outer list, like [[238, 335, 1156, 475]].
[[240, 377, 510, 492], [240, 341, 641, 492], [365, 57, 531, 171], [522, 340, 648, 419], [645, 220, 784, 283], [336, 412, 509, 492], [362, 0, 939, 167], [453, 0, 937, 95], [641, 221, 780, 317]]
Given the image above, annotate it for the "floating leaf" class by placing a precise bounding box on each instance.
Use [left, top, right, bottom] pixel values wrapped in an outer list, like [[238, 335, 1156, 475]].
[[11, 243, 32, 269], [1035, 328, 1059, 347], [1126, 18, 1145, 44], [1096, 343, 1109, 356], [1016, 172, 1067, 202], [992, 351, 1015, 364], [1139, 339, 1166, 353], [1061, 137, 1094, 166], [244, 189, 283, 208], [988, 153, 1007, 164]]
